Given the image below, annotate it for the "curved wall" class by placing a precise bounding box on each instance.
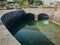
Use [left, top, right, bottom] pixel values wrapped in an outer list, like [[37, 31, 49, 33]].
[[1, 10, 26, 29], [1, 10, 35, 35]]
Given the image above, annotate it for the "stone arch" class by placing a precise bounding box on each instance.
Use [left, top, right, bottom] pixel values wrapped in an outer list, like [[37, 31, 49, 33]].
[[38, 13, 49, 20], [25, 13, 35, 21]]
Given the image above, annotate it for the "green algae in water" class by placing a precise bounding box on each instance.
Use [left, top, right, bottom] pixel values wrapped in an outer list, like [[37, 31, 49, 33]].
[[8, 20, 55, 45], [15, 29, 55, 45]]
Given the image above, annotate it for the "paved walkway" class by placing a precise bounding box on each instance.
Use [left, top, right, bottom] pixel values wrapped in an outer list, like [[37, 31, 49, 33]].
[[0, 25, 21, 45], [0, 9, 21, 45]]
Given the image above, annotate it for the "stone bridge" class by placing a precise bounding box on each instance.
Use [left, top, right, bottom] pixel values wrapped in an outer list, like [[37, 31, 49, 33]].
[[23, 8, 56, 20], [0, 8, 56, 23]]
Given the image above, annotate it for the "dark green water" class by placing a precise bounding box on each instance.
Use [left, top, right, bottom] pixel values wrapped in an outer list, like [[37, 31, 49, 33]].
[[8, 20, 55, 45], [9, 20, 37, 35]]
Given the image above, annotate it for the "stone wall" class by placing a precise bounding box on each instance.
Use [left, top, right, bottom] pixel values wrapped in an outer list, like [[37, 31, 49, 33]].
[[53, 9, 60, 24], [23, 8, 56, 20]]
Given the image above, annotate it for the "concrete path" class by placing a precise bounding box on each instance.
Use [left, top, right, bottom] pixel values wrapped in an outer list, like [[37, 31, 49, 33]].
[[0, 25, 21, 45], [0, 9, 21, 45]]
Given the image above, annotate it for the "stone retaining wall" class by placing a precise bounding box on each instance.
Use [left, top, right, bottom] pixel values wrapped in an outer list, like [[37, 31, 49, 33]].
[[52, 9, 60, 25]]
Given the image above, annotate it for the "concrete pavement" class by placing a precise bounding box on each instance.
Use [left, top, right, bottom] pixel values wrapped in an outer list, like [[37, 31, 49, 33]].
[[0, 9, 21, 45]]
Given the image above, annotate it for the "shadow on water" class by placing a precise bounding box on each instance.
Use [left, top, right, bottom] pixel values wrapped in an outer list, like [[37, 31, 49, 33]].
[[9, 20, 35, 35], [1, 10, 55, 45], [8, 13, 35, 35]]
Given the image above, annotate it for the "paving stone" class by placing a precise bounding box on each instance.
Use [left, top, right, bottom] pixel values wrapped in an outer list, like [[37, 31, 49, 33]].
[[0, 25, 21, 45]]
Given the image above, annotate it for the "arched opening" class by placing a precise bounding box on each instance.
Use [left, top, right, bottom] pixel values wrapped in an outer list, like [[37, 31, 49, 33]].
[[38, 13, 49, 20], [38, 13, 49, 25], [25, 13, 35, 21], [24, 13, 35, 25]]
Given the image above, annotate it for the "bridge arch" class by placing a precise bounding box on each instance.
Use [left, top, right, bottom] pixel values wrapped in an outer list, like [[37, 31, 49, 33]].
[[38, 13, 49, 21], [25, 13, 35, 21]]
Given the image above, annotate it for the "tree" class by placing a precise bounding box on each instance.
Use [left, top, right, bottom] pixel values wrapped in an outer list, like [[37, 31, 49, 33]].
[[35, 1, 43, 6], [23, 0, 29, 6], [28, 0, 34, 5], [28, 0, 43, 6], [13, 0, 22, 4], [50, 2, 53, 5]]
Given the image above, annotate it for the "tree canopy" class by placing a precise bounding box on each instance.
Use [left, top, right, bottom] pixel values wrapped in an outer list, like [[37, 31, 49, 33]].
[[28, 0, 34, 4], [13, 0, 43, 6]]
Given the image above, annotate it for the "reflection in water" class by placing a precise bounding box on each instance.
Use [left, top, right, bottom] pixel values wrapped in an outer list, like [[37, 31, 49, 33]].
[[43, 20, 49, 25]]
